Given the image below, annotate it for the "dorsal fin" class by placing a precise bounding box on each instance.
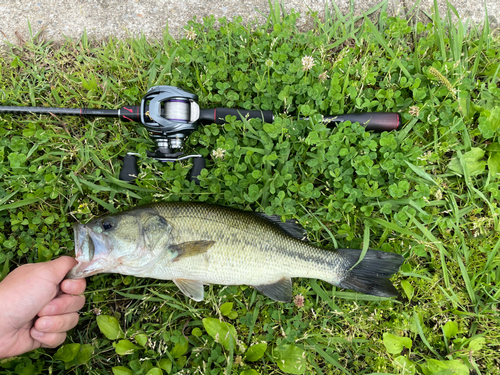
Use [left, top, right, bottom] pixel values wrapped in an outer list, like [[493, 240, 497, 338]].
[[254, 213, 308, 241]]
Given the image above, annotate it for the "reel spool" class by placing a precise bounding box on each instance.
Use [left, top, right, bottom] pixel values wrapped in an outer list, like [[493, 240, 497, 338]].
[[165, 99, 190, 122]]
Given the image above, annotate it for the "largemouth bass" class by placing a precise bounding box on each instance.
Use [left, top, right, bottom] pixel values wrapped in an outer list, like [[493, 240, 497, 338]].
[[67, 202, 404, 302]]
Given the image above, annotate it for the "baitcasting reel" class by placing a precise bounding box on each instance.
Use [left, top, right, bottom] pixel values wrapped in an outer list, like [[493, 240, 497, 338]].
[[118, 85, 276, 182], [119, 86, 205, 183], [0, 85, 401, 183]]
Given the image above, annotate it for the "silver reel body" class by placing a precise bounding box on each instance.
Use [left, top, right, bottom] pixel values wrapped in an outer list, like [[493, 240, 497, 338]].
[[141, 85, 201, 156]]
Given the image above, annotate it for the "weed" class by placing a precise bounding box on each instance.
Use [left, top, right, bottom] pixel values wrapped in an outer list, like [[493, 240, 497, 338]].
[[0, 0, 499, 374]]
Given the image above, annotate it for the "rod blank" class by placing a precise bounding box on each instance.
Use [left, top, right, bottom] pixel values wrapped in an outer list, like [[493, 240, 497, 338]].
[[0, 106, 119, 118]]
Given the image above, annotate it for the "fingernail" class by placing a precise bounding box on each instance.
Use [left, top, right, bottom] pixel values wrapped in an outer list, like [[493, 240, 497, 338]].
[[39, 318, 53, 331], [31, 329, 44, 338]]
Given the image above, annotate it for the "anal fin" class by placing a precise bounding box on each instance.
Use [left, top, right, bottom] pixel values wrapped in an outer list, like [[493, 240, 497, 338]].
[[254, 277, 292, 302], [173, 278, 204, 301]]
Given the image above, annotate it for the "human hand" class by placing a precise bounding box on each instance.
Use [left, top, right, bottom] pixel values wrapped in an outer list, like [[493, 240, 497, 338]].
[[0, 256, 86, 359]]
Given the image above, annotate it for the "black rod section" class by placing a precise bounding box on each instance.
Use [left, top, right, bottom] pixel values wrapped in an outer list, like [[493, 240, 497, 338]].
[[199, 108, 274, 124], [322, 112, 400, 131], [0, 106, 119, 118]]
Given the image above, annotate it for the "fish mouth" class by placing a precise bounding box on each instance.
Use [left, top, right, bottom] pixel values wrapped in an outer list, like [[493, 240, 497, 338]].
[[67, 224, 110, 279]]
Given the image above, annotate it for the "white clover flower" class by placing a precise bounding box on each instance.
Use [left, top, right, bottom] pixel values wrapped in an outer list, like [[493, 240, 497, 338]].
[[185, 27, 197, 40], [409, 106, 420, 117], [301, 56, 315, 71], [265, 59, 274, 67], [212, 148, 226, 159], [294, 294, 305, 307], [319, 70, 329, 82]]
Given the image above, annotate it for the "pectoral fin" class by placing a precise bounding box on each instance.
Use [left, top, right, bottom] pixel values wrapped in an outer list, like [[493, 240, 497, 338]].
[[169, 241, 215, 261], [173, 278, 204, 301], [254, 277, 292, 302]]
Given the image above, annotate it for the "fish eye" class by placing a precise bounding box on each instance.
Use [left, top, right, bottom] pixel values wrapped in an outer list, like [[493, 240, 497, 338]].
[[102, 218, 115, 231]]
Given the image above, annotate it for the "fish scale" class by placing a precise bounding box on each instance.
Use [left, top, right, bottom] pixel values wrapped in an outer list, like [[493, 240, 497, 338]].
[[148, 202, 342, 286], [68, 201, 404, 302]]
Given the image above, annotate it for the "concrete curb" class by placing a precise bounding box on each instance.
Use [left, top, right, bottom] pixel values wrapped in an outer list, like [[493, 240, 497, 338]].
[[0, 1, 498, 49]]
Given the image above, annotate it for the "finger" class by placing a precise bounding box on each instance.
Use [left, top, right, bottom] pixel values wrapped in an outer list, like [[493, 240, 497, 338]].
[[38, 294, 86, 317], [60, 278, 86, 295], [31, 329, 67, 348], [35, 312, 80, 333], [42, 256, 79, 284]]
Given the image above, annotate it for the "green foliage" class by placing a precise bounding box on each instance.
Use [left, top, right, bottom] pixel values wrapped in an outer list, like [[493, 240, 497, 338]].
[[448, 148, 487, 176], [244, 343, 267, 362], [220, 301, 238, 319], [113, 340, 140, 355], [112, 366, 133, 375], [97, 315, 125, 340], [240, 370, 259, 375], [203, 318, 238, 351], [383, 333, 412, 355], [442, 320, 458, 339], [273, 345, 306, 374], [0, 0, 499, 374]]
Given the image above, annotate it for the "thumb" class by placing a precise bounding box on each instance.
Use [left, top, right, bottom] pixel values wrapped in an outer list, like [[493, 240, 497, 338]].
[[42, 256, 78, 284]]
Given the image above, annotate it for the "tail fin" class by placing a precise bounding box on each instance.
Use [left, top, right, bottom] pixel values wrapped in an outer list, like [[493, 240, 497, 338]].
[[336, 249, 404, 297]]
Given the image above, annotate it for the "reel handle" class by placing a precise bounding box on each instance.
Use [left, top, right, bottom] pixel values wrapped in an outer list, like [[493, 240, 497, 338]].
[[119, 154, 140, 182], [119, 153, 206, 185], [188, 157, 206, 184]]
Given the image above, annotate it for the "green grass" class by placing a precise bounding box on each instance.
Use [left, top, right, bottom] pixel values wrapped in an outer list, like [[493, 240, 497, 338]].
[[1, 0, 500, 374]]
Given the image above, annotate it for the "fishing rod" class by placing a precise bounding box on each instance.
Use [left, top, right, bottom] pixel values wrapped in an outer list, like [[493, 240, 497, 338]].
[[0, 85, 401, 183]]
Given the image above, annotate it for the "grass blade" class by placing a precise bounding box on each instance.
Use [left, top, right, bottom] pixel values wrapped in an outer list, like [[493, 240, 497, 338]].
[[363, 14, 411, 79], [433, 0, 447, 60], [306, 339, 351, 375], [372, 218, 422, 240], [350, 223, 370, 269], [485, 236, 500, 271], [69, 172, 84, 195], [411, 216, 450, 289], [0, 258, 10, 282], [0, 198, 40, 212], [414, 312, 442, 358], [299, 203, 338, 248], [0, 190, 19, 206], [88, 195, 117, 213], [404, 161, 438, 186], [457, 255, 476, 305]]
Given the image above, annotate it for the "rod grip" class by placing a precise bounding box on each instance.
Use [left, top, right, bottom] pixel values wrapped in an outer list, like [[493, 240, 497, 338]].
[[199, 108, 274, 125], [324, 112, 401, 131]]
